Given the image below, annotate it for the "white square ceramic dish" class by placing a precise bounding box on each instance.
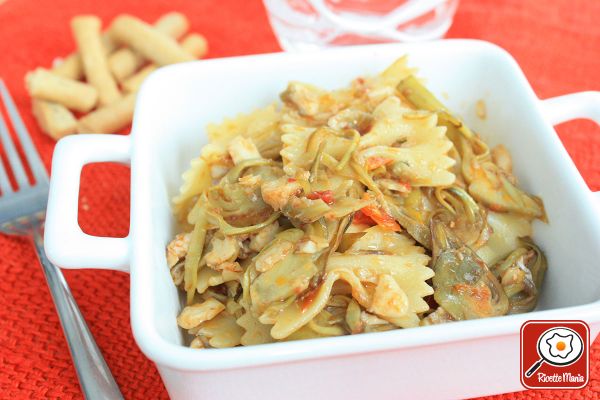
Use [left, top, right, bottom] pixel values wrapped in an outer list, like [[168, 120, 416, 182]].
[[44, 40, 600, 400]]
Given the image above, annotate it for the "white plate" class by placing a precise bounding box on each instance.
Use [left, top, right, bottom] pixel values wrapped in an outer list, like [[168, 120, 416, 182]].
[[45, 40, 600, 400]]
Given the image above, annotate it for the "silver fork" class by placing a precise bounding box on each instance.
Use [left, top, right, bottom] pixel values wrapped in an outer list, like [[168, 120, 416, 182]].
[[0, 80, 124, 400]]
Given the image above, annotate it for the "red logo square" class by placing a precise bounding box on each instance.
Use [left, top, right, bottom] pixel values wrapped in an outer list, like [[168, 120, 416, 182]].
[[520, 320, 589, 389]]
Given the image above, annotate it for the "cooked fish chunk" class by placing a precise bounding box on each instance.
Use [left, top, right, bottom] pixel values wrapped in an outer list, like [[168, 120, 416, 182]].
[[228, 136, 262, 164], [166, 232, 190, 268], [177, 298, 225, 329], [205, 236, 240, 269], [260, 176, 302, 211], [249, 221, 280, 252], [369, 274, 409, 319]]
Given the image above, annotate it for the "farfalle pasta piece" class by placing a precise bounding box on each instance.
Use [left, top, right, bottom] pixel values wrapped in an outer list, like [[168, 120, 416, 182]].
[[283, 324, 329, 341], [172, 156, 211, 220], [194, 312, 244, 348], [280, 123, 313, 176], [328, 226, 434, 327], [358, 96, 416, 147], [271, 267, 370, 339], [347, 225, 426, 256], [357, 96, 455, 186], [173, 142, 235, 222], [207, 103, 282, 159], [236, 312, 274, 346], [326, 255, 433, 328], [377, 55, 415, 88]]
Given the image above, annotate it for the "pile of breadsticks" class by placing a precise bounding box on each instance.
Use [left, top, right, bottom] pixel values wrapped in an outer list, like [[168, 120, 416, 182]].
[[25, 12, 207, 139]]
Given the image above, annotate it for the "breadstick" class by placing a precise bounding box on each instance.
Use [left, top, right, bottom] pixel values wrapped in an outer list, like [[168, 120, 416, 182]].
[[122, 33, 208, 93], [71, 15, 121, 105], [77, 92, 137, 134], [51, 54, 82, 80], [52, 34, 117, 80], [179, 33, 208, 59], [109, 12, 190, 81], [32, 99, 78, 140], [81, 29, 206, 130], [154, 11, 190, 38], [109, 15, 194, 66], [121, 65, 156, 93], [25, 68, 98, 112]]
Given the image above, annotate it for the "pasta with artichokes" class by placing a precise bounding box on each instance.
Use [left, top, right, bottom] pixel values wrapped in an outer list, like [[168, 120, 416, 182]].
[[167, 57, 547, 348]]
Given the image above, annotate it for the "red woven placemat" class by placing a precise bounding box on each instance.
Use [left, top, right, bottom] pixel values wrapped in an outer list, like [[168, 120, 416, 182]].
[[0, 0, 598, 399]]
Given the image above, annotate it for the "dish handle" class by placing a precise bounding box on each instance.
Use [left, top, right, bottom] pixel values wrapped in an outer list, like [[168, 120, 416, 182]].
[[540, 91, 600, 204], [45, 134, 131, 272]]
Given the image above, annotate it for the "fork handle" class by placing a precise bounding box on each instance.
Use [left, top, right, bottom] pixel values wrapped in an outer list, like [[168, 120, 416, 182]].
[[32, 230, 124, 400]]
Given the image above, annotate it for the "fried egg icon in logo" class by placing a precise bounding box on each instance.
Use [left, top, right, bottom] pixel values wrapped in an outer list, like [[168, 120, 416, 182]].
[[546, 332, 574, 359], [525, 326, 585, 378]]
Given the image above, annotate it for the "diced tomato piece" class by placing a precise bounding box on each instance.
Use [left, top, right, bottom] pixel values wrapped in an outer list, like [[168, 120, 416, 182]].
[[287, 178, 297, 183], [353, 210, 376, 226], [319, 191, 335, 205], [397, 180, 412, 192], [488, 203, 505, 212], [360, 203, 401, 232], [365, 156, 393, 171], [307, 190, 334, 205], [299, 286, 320, 312]]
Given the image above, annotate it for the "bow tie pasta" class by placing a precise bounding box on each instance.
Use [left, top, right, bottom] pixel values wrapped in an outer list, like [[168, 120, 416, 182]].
[[167, 57, 548, 348]]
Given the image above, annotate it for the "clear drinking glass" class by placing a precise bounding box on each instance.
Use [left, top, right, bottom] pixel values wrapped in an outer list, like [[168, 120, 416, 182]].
[[263, 0, 460, 51]]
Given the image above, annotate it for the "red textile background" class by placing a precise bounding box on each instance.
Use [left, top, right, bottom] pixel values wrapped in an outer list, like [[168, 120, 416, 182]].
[[0, 0, 598, 398]]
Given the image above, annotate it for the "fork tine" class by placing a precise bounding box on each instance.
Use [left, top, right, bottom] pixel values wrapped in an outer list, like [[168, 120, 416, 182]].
[[0, 110, 30, 188], [0, 79, 48, 183], [0, 155, 13, 194]]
